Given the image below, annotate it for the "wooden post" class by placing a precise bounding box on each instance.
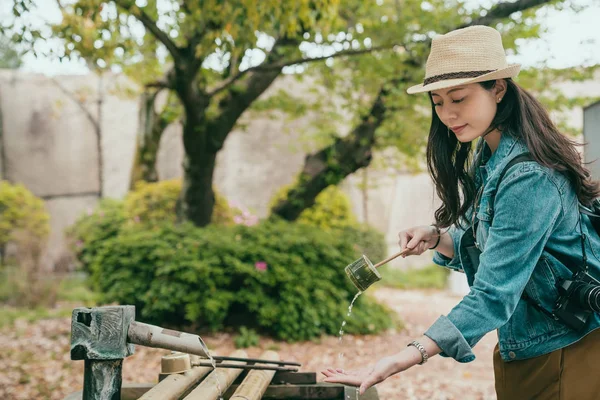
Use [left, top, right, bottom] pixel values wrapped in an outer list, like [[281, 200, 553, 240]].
[[71, 306, 136, 400], [82, 360, 123, 400], [182, 350, 248, 400], [229, 351, 279, 400]]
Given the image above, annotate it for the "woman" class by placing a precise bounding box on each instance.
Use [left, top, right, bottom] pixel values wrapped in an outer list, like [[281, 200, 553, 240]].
[[322, 25, 600, 399]]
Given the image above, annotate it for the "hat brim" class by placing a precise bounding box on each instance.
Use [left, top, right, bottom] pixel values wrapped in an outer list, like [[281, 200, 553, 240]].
[[406, 64, 521, 95]]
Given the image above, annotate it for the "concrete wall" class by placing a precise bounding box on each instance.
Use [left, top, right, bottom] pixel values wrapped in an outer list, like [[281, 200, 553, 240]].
[[584, 101, 600, 180], [1, 69, 598, 275]]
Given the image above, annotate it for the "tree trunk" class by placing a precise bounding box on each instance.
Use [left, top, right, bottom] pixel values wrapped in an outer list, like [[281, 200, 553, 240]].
[[271, 86, 387, 221], [180, 146, 217, 227], [129, 91, 170, 188], [96, 73, 104, 198]]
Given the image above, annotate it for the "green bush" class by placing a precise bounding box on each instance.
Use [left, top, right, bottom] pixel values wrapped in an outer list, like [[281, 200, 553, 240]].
[[125, 179, 234, 226], [67, 199, 128, 272], [234, 326, 260, 348], [269, 184, 385, 261], [88, 220, 394, 341], [68, 181, 235, 271], [270, 185, 356, 231], [0, 180, 49, 251]]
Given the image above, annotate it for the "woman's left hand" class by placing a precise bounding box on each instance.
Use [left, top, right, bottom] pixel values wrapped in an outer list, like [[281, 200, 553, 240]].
[[320, 354, 406, 395]]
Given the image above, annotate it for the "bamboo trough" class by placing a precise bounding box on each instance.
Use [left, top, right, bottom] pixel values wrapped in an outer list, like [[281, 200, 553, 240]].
[[65, 305, 379, 400]]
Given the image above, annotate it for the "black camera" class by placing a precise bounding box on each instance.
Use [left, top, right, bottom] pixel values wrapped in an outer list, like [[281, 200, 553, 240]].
[[554, 270, 600, 331]]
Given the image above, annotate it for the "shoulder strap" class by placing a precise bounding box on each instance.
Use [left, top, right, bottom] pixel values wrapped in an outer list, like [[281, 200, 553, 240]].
[[496, 152, 535, 189]]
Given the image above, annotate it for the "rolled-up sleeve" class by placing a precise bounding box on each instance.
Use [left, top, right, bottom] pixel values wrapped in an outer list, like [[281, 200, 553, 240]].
[[432, 224, 465, 272], [425, 167, 563, 362]]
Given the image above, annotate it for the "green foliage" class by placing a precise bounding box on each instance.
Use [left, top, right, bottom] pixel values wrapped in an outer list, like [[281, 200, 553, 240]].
[[0, 180, 49, 250], [67, 198, 128, 272], [0, 305, 72, 330], [0, 265, 58, 307], [69, 180, 236, 271], [125, 179, 233, 226], [57, 273, 100, 305], [125, 179, 181, 225], [234, 326, 260, 348], [270, 185, 356, 231], [338, 224, 387, 263], [0, 34, 21, 69], [380, 264, 449, 290], [87, 220, 394, 341]]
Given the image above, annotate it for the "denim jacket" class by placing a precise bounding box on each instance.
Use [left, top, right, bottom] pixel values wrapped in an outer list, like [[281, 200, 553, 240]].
[[425, 132, 600, 363]]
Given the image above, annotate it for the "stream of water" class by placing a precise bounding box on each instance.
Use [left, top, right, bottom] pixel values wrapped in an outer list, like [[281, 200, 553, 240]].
[[337, 290, 362, 368]]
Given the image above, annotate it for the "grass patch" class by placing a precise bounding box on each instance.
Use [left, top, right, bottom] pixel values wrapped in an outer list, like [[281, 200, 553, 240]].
[[57, 273, 100, 305], [0, 307, 72, 329], [379, 264, 450, 290], [0, 272, 99, 330]]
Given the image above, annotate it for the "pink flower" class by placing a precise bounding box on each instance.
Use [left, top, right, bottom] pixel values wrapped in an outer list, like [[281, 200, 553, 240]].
[[255, 261, 267, 272]]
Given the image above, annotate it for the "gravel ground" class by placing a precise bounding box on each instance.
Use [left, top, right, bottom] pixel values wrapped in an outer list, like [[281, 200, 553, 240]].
[[0, 287, 498, 400]]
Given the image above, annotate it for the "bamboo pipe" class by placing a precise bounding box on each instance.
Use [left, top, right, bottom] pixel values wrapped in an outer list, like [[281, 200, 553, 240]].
[[229, 351, 280, 400], [127, 321, 211, 358], [138, 361, 213, 400], [183, 350, 248, 400]]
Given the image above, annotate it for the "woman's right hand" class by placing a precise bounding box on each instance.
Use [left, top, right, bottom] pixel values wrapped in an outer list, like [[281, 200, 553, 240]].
[[398, 225, 438, 257]]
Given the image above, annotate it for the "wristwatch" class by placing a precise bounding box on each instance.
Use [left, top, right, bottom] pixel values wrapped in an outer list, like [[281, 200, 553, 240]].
[[407, 340, 429, 365]]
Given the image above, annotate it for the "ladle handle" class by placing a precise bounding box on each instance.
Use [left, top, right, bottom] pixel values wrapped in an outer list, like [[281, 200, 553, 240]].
[[374, 248, 410, 268]]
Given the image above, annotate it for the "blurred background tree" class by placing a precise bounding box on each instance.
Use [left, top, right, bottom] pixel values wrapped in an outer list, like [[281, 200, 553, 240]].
[[268, 0, 600, 220], [0, 34, 22, 69]]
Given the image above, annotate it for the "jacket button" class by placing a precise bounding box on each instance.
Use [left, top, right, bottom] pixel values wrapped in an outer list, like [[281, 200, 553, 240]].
[[508, 351, 516, 359]]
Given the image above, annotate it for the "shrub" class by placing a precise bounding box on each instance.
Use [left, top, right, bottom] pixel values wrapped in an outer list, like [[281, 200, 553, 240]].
[[125, 179, 234, 226], [269, 184, 356, 231], [67, 199, 128, 272], [89, 220, 394, 341], [234, 326, 260, 348], [0, 181, 49, 252], [68, 181, 236, 271], [0, 182, 57, 308]]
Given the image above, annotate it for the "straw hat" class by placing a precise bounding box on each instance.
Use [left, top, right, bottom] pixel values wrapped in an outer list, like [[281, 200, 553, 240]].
[[407, 25, 520, 95]]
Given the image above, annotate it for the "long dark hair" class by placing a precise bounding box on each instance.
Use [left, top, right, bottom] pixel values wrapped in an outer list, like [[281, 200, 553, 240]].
[[427, 78, 600, 229]]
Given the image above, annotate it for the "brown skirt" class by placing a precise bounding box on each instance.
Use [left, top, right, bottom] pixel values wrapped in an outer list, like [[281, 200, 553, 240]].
[[493, 328, 600, 400]]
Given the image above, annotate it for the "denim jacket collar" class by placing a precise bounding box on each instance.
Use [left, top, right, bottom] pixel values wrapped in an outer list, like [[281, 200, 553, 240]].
[[477, 132, 528, 184]]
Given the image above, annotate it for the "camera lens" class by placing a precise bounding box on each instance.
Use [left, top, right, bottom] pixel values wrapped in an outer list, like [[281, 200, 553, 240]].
[[576, 283, 600, 313]]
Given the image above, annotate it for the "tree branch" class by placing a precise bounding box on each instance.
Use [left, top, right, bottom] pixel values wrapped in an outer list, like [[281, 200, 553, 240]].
[[466, 0, 552, 26], [205, 38, 293, 151], [115, 1, 182, 65], [208, 43, 400, 96], [145, 80, 170, 89], [50, 77, 98, 130]]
